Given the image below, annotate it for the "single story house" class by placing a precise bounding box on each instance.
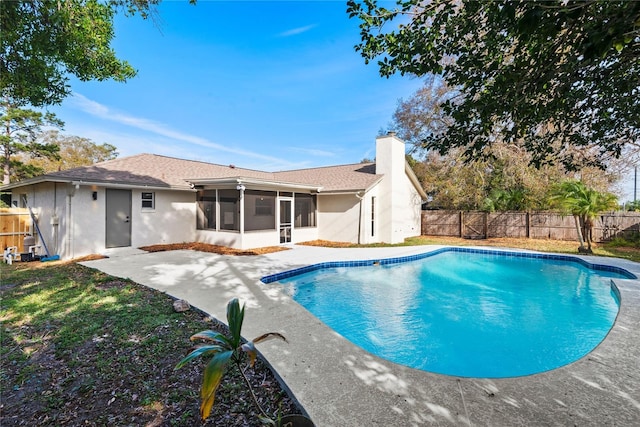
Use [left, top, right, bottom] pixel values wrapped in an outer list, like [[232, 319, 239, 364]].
[[1, 132, 426, 259]]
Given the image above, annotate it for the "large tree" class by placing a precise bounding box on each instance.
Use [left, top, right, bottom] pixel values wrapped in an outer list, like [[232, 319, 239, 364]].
[[392, 77, 622, 210], [391, 76, 458, 154], [348, 0, 640, 170], [0, 0, 174, 107], [1, 0, 185, 183], [411, 145, 568, 211], [25, 131, 119, 173], [1, 101, 63, 184]]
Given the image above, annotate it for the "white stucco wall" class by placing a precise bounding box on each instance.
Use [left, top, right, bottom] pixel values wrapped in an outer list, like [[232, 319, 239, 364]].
[[18, 183, 84, 259], [242, 230, 280, 248], [290, 226, 318, 244], [195, 221, 318, 249], [196, 230, 243, 248], [390, 175, 422, 241], [10, 182, 70, 258], [10, 184, 198, 259], [359, 185, 381, 245], [67, 186, 107, 258], [317, 194, 361, 243], [130, 189, 196, 248]]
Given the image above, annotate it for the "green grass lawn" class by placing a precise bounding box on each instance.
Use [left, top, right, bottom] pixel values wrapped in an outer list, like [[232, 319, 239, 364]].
[[0, 263, 298, 426], [401, 235, 640, 263], [321, 235, 640, 263]]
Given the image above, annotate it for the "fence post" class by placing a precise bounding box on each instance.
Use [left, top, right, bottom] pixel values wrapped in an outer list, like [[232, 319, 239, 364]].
[[483, 212, 488, 238], [526, 211, 530, 238], [459, 211, 464, 238]]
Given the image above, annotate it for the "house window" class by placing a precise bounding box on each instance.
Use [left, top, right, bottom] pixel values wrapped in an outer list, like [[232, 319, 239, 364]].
[[294, 193, 316, 228], [371, 196, 376, 237], [197, 190, 216, 230], [245, 190, 276, 231], [141, 192, 155, 209]]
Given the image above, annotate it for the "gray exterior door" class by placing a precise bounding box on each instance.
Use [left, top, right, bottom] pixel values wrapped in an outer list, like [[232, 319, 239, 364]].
[[106, 189, 132, 248]]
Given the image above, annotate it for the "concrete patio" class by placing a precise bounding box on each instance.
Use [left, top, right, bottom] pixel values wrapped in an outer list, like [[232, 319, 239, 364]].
[[82, 245, 640, 426]]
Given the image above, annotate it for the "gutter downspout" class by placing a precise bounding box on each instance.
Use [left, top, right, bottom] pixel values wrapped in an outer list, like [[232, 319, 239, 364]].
[[66, 183, 78, 259], [52, 183, 59, 255]]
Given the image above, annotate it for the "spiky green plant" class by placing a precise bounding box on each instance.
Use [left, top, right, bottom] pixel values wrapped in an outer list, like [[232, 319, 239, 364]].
[[175, 298, 287, 421]]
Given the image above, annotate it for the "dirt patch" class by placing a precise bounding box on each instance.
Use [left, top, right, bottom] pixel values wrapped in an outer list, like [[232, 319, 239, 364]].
[[94, 279, 129, 291], [139, 242, 289, 256]]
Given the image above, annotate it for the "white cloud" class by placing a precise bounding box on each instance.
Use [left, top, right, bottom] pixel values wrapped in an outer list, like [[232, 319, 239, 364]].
[[68, 93, 300, 169], [278, 24, 316, 37]]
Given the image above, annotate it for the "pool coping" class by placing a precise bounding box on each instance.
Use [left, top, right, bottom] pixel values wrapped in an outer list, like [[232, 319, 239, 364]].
[[261, 246, 638, 283], [81, 244, 640, 426]]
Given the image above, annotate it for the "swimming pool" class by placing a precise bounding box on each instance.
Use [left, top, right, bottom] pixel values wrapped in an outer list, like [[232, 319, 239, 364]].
[[265, 248, 635, 378]]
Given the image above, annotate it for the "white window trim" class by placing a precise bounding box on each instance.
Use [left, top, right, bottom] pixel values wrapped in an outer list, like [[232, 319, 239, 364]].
[[371, 196, 376, 237], [141, 192, 155, 210]]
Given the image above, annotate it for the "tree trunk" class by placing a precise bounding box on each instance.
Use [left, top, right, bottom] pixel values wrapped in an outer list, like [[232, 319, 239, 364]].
[[573, 215, 587, 251], [2, 97, 11, 184], [584, 216, 594, 251], [2, 155, 9, 185]]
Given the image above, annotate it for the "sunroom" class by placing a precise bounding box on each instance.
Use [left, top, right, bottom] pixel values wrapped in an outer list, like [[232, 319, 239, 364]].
[[189, 177, 322, 249]]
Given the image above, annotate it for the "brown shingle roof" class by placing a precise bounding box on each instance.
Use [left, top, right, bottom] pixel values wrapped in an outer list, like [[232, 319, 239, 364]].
[[274, 163, 380, 192], [38, 154, 381, 192], [45, 154, 276, 189]]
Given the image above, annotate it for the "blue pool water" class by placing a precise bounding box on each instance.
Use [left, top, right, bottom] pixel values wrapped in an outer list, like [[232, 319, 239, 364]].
[[275, 250, 631, 378]]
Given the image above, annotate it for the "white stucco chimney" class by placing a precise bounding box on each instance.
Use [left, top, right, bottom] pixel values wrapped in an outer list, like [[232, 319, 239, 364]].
[[375, 131, 404, 177], [375, 131, 408, 244]]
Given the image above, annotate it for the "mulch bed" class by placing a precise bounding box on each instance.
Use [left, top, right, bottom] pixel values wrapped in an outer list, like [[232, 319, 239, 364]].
[[139, 242, 289, 256]]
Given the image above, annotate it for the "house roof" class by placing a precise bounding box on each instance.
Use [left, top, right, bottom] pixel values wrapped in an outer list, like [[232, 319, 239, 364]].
[[1, 153, 386, 194], [49, 153, 276, 188], [273, 163, 379, 193]]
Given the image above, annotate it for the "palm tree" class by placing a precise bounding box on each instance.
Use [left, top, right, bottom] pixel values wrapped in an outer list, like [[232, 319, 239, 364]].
[[549, 180, 618, 253]]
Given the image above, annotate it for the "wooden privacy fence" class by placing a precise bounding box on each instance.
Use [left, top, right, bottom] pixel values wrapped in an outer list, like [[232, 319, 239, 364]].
[[1, 208, 33, 253], [421, 210, 640, 242]]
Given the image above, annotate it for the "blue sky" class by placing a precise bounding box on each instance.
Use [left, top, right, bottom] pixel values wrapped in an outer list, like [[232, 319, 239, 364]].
[[48, 0, 637, 201], [50, 0, 422, 172]]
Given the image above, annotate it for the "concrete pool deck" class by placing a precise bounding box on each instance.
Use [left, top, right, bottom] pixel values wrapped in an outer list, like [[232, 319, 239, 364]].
[[81, 245, 640, 426]]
